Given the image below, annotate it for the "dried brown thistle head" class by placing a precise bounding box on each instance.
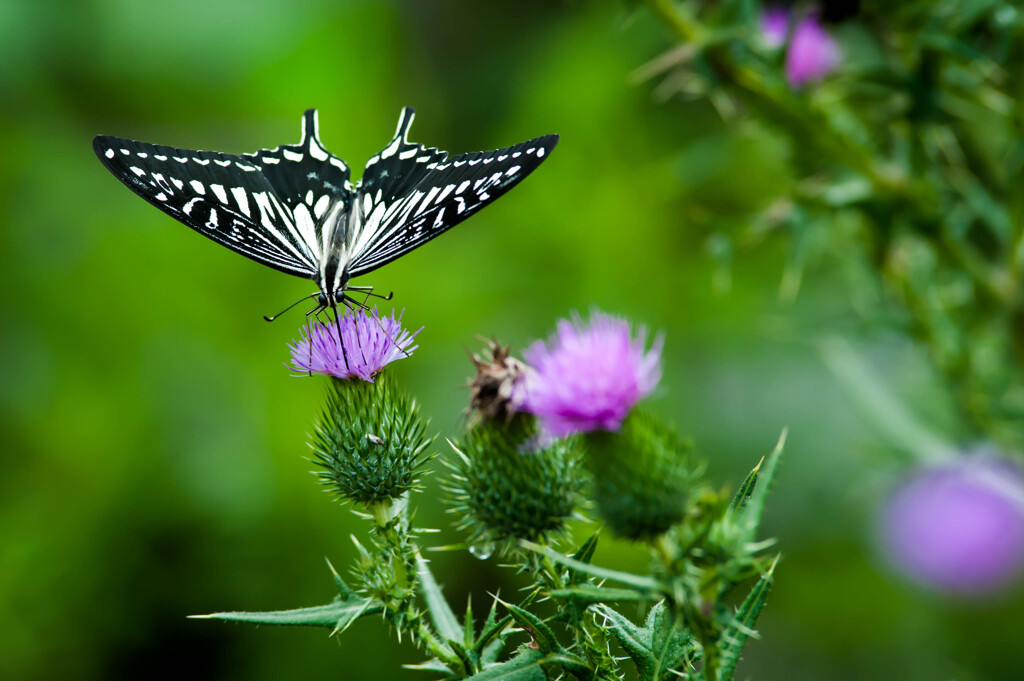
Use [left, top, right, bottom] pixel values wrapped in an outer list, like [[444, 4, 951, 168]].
[[466, 338, 529, 426]]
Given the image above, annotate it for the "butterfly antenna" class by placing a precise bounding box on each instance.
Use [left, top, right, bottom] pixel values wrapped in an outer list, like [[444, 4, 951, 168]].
[[264, 293, 319, 322]]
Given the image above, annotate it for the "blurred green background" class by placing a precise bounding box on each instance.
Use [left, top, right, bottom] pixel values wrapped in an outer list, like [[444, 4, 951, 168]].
[[1, 1, 1021, 680]]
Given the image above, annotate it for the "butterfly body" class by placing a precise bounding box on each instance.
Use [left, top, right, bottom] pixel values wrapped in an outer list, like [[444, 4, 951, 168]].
[[94, 108, 558, 311]]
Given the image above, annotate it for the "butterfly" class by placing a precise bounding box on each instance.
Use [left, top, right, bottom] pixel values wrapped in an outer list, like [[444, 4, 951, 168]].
[[93, 108, 558, 318]]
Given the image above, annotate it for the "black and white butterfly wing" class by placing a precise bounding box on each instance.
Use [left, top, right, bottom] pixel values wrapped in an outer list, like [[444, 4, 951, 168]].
[[345, 108, 559, 278], [93, 110, 351, 279]]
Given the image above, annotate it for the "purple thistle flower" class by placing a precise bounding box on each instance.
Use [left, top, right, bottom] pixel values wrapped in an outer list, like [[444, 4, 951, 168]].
[[760, 7, 790, 48], [786, 15, 840, 87], [518, 310, 663, 438], [881, 456, 1024, 594], [288, 308, 421, 382]]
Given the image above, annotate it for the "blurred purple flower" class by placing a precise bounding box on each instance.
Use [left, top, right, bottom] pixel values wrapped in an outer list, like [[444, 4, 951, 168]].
[[288, 308, 420, 382], [760, 7, 790, 48], [518, 310, 663, 437], [786, 15, 839, 86], [881, 457, 1024, 594]]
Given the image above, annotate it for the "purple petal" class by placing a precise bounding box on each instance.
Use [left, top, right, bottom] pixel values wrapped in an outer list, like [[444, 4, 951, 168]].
[[287, 307, 421, 381], [786, 15, 840, 87], [761, 7, 790, 48], [519, 310, 663, 437], [881, 456, 1024, 594]]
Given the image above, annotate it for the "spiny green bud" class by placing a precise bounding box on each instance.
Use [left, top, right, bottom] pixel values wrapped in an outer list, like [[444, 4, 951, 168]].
[[584, 410, 694, 540], [447, 415, 582, 553], [311, 372, 432, 506]]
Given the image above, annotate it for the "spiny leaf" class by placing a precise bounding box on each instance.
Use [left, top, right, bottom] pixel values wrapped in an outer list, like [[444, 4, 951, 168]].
[[598, 602, 693, 681], [465, 647, 546, 681], [549, 585, 652, 606], [542, 652, 594, 680], [465, 595, 477, 649], [740, 429, 787, 542], [416, 553, 463, 643], [191, 596, 382, 633], [521, 541, 661, 591], [718, 556, 778, 681], [476, 598, 512, 664], [325, 557, 355, 600], [500, 600, 559, 654], [571, 533, 600, 565], [728, 457, 763, 514]]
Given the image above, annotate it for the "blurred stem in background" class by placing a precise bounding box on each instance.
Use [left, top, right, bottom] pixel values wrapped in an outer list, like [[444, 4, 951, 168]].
[[638, 0, 1024, 449]]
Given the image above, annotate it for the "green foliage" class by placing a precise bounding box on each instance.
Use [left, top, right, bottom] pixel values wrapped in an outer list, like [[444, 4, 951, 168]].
[[641, 0, 1024, 448], [447, 416, 582, 551], [599, 601, 696, 681], [311, 372, 433, 505], [585, 411, 697, 540]]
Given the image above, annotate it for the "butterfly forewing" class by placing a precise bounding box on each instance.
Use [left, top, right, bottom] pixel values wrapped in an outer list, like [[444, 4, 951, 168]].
[[347, 131, 559, 277], [93, 110, 352, 279]]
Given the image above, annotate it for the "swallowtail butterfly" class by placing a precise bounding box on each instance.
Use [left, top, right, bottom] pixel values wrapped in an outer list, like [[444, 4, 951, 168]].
[[93, 108, 558, 317]]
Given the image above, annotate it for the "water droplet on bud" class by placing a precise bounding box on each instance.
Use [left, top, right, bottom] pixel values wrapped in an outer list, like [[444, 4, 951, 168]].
[[469, 542, 495, 560]]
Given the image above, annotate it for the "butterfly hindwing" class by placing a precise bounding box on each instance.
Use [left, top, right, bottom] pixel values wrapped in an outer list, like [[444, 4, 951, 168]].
[[347, 115, 558, 277], [240, 110, 354, 257]]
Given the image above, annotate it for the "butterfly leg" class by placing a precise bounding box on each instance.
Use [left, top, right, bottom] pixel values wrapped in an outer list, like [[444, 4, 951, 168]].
[[301, 304, 327, 376], [347, 284, 394, 301]]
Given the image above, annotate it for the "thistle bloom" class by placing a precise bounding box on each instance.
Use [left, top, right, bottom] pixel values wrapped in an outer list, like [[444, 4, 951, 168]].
[[881, 457, 1024, 594], [760, 7, 790, 48], [786, 15, 840, 87], [519, 311, 663, 437], [288, 308, 420, 381]]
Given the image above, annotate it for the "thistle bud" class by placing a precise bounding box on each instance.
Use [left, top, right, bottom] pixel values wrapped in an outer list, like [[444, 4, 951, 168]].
[[448, 415, 582, 553], [311, 372, 432, 506], [585, 411, 694, 540]]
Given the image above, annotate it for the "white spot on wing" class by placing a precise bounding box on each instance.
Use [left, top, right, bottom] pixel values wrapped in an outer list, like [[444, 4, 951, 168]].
[[262, 157, 280, 165], [305, 190, 314, 206], [309, 142, 328, 161], [104, 149, 114, 159], [154, 192, 167, 201], [313, 194, 330, 218], [282, 149, 302, 162], [189, 180, 206, 195], [130, 166, 145, 177], [215, 159, 231, 167], [183, 198, 201, 215], [456, 181, 470, 194], [210, 183, 229, 204], [537, 147, 545, 158], [507, 165, 521, 175], [231, 187, 251, 217], [437, 184, 455, 202]]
